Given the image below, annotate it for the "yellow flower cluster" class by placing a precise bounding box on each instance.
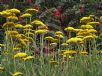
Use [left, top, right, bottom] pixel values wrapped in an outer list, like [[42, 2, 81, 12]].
[[55, 31, 64, 39], [26, 8, 38, 14], [12, 72, 23, 76], [14, 52, 27, 59], [66, 37, 83, 44], [20, 13, 32, 18]]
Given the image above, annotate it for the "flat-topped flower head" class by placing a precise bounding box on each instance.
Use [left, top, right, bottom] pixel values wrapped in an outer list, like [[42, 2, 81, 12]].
[[7, 16, 18, 21], [16, 34, 27, 39], [26, 8, 39, 14], [0, 10, 12, 17], [88, 29, 97, 33], [55, 31, 63, 35], [80, 17, 94, 24], [14, 52, 27, 59], [12, 72, 23, 76], [44, 36, 54, 41], [10, 8, 20, 14], [15, 24, 23, 29], [63, 50, 77, 55], [55, 35, 64, 39], [13, 48, 21, 52], [61, 43, 68, 46], [87, 22, 99, 26], [50, 42, 57, 46], [22, 56, 34, 61], [64, 27, 75, 32], [83, 35, 97, 40], [38, 25, 48, 30], [20, 13, 32, 18], [81, 25, 93, 29], [66, 37, 83, 44], [23, 24, 33, 29], [49, 60, 59, 66], [31, 20, 44, 26], [0, 66, 5, 73], [79, 51, 88, 55], [3, 22, 15, 28], [0, 44, 5, 47], [35, 29, 49, 35]]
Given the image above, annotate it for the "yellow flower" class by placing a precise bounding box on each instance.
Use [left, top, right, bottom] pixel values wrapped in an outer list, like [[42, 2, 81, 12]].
[[22, 56, 34, 61], [44, 36, 54, 41], [0, 44, 5, 47], [3, 22, 15, 28], [81, 25, 93, 29], [18, 39, 29, 46], [76, 36, 84, 38], [0, 66, 5, 73], [23, 29, 33, 32], [15, 24, 23, 29], [13, 48, 21, 51], [88, 29, 97, 33], [63, 50, 77, 55], [55, 35, 64, 39], [7, 16, 18, 21], [5, 31, 19, 38], [50, 43, 57, 46], [16, 44, 23, 48], [55, 31, 63, 35], [26, 8, 38, 14], [14, 52, 27, 59], [100, 16, 102, 20], [49, 60, 59, 65], [66, 37, 83, 44], [87, 22, 99, 26], [31, 20, 44, 26], [23, 24, 33, 29], [52, 38, 59, 43], [83, 35, 97, 40], [64, 27, 75, 32], [89, 15, 95, 18], [20, 13, 32, 18], [63, 55, 74, 59], [16, 34, 27, 39], [10, 8, 20, 14], [12, 72, 23, 76], [80, 17, 93, 24], [79, 51, 88, 55], [61, 43, 68, 46], [35, 29, 49, 35], [26, 32, 34, 37], [0, 10, 12, 17]]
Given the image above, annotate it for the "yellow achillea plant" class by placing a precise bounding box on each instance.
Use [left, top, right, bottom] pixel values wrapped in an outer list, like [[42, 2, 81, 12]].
[[12, 72, 23, 76], [14, 52, 27, 59], [64, 27, 75, 32], [10, 8, 20, 14], [3, 22, 15, 28], [22, 56, 34, 61], [0, 66, 5, 73], [61, 43, 68, 46], [31, 20, 45, 26], [20, 13, 32, 18], [7, 16, 18, 21], [35, 29, 49, 35], [44, 36, 54, 41], [55, 31, 63, 35], [26, 8, 38, 14]]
